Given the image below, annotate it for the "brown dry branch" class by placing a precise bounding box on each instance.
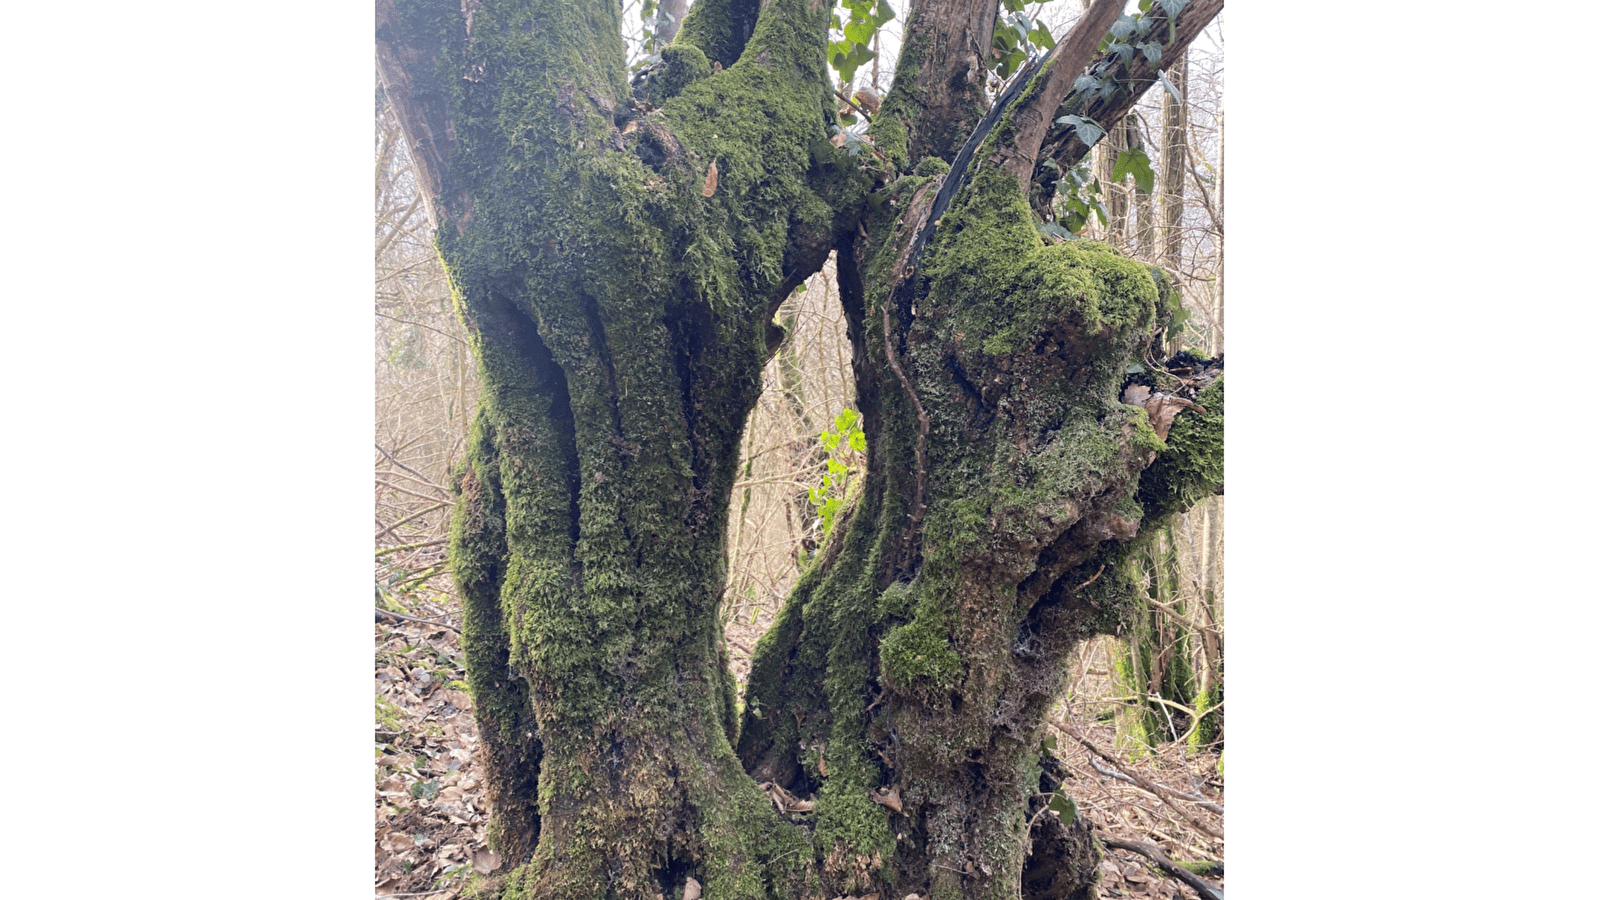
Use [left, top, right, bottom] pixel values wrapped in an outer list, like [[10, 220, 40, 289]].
[[1100, 836, 1223, 900], [1063, 724, 1222, 839]]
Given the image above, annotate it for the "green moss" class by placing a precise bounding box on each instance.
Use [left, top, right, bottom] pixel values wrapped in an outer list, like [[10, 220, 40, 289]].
[[637, 43, 712, 106], [1136, 377, 1224, 521], [879, 591, 962, 688]]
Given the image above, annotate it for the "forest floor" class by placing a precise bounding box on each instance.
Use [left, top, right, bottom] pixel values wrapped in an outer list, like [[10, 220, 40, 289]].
[[374, 596, 1224, 899]]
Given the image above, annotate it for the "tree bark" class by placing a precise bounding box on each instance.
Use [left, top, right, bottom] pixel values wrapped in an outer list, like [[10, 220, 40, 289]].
[[376, 0, 1224, 897]]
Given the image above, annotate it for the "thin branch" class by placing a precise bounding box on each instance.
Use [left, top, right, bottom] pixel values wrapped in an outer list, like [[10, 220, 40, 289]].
[[376, 538, 449, 560], [1065, 725, 1223, 835], [1101, 836, 1224, 900], [375, 442, 452, 492], [375, 311, 470, 349], [376, 478, 451, 505], [376, 501, 451, 542], [375, 606, 460, 632]]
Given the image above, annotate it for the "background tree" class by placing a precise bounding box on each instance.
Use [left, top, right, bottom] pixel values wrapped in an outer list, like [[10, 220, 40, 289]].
[[375, 0, 1223, 897]]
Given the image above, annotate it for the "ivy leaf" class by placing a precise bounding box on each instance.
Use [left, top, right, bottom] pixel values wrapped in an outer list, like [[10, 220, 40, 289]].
[[844, 20, 873, 44], [1055, 114, 1104, 148], [1097, 80, 1117, 101], [1037, 221, 1074, 242], [1073, 73, 1099, 94], [1141, 41, 1161, 66], [1108, 14, 1135, 41], [1112, 147, 1155, 193], [1157, 0, 1190, 16], [1047, 793, 1077, 825], [1157, 69, 1183, 104], [1030, 23, 1055, 51]]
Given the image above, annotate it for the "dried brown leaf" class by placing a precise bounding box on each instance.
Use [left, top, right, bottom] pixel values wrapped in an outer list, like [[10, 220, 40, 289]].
[[472, 848, 501, 874], [684, 876, 703, 900], [869, 786, 902, 814], [702, 160, 718, 198]]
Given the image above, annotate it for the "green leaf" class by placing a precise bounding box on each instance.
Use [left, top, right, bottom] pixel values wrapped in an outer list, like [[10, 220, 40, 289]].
[[1030, 23, 1056, 50], [1047, 793, 1077, 825], [1125, 362, 1146, 374], [844, 20, 872, 44], [1073, 73, 1099, 95], [1141, 41, 1161, 66], [873, 1, 896, 27], [1037, 221, 1073, 242], [1157, 0, 1189, 16], [1113, 147, 1155, 193], [1157, 69, 1183, 104], [1108, 15, 1135, 41], [1056, 114, 1104, 148]]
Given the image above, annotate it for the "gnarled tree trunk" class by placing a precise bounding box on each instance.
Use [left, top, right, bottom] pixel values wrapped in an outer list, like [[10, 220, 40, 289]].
[[377, 0, 1223, 897]]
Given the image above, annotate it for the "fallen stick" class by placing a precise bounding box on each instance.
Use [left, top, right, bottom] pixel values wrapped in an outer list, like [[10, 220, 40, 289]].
[[375, 606, 460, 632], [1101, 836, 1224, 900]]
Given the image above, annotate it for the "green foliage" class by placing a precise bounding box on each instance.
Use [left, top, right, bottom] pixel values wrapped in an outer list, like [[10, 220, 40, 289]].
[[1112, 146, 1155, 193], [807, 408, 866, 542], [990, 1, 1058, 80], [1046, 156, 1109, 236], [828, 0, 895, 84]]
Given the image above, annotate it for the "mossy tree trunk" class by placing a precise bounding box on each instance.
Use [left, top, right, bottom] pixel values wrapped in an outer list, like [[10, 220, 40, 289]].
[[377, 0, 1223, 898]]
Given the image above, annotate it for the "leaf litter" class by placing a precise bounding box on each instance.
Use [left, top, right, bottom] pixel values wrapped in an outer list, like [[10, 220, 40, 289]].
[[374, 609, 492, 898]]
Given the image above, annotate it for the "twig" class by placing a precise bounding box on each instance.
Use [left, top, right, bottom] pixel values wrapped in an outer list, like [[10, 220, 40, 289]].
[[833, 87, 874, 123], [1065, 726, 1223, 834], [377, 478, 453, 505], [375, 443, 453, 495], [375, 606, 460, 632], [374, 311, 470, 348], [376, 538, 450, 559], [1085, 757, 1223, 816], [376, 501, 450, 542], [1074, 564, 1107, 591], [1101, 836, 1224, 900]]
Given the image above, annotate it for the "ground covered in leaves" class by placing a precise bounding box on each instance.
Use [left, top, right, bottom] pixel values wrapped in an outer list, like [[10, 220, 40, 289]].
[[374, 603, 495, 898], [373, 601, 1223, 899]]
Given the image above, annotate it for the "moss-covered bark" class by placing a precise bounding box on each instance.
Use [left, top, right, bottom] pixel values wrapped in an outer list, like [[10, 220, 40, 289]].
[[738, 74, 1223, 899], [378, 1, 1223, 898]]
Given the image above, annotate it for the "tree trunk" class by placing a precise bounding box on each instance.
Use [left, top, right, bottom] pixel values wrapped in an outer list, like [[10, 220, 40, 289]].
[[377, 0, 1224, 897]]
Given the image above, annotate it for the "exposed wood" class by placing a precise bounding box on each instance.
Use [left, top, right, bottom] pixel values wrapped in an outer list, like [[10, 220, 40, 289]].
[[883, 0, 1003, 162], [991, 0, 1124, 184]]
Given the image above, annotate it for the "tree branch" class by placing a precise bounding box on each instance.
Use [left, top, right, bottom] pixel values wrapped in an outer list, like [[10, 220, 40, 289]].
[[992, 0, 1124, 184], [1100, 836, 1224, 900], [1037, 0, 1224, 175]]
